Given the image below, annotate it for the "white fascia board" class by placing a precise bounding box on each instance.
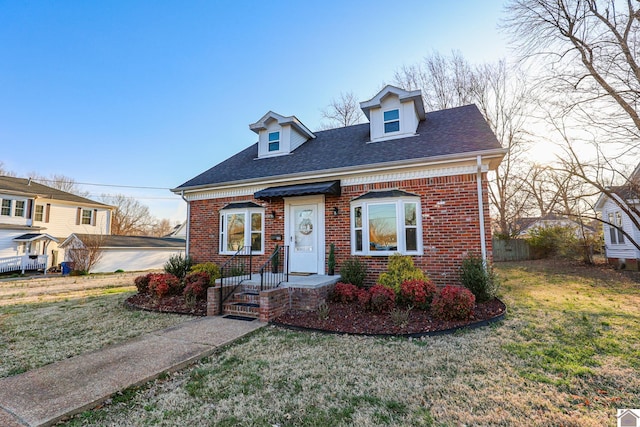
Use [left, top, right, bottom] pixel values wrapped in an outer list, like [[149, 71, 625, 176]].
[[176, 148, 506, 198], [249, 111, 314, 139], [360, 85, 425, 120]]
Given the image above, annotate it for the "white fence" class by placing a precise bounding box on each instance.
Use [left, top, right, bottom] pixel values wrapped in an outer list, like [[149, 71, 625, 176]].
[[0, 255, 48, 274]]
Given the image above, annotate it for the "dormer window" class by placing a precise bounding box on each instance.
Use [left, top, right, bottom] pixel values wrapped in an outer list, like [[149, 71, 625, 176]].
[[383, 109, 400, 133], [268, 131, 280, 152]]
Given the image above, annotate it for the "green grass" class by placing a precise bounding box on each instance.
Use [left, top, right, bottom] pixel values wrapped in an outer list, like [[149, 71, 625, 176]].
[[50, 260, 640, 425]]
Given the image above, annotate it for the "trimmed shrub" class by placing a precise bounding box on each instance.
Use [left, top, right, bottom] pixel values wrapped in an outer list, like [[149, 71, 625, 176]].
[[164, 254, 193, 279], [431, 285, 475, 321], [339, 257, 368, 288], [356, 288, 371, 309], [459, 253, 499, 303], [190, 262, 221, 284], [399, 279, 437, 309], [134, 273, 152, 295], [148, 273, 182, 298], [183, 271, 211, 301], [368, 284, 396, 313], [331, 282, 359, 303], [377, 254, 426, 294]]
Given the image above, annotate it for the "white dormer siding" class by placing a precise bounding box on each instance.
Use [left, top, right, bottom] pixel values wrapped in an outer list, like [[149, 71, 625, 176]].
[[360, 85, 426, 143], [250, 111, 315, 158]]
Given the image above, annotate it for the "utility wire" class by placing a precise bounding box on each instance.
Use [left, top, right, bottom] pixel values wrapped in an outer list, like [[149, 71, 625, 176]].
[[34, 178, 171, 190]]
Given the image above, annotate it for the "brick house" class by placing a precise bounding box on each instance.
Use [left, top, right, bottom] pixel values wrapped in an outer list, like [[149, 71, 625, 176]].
[[173, 86, 504, 291]]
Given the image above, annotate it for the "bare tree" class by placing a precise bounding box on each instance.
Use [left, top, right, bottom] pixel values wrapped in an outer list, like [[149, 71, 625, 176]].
[[149, 218, 175, 237], [101, 193, 155, 236], [30, 173, 90, 197], [67, 234, 105, 273], [0, 162, 17, 177], [394, 53, 533, 238], [505, 0, 640, 249], [319, 92, 365, 130]]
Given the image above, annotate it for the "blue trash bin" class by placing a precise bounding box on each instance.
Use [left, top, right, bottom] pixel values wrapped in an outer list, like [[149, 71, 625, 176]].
[[61, 262, 71, 275]]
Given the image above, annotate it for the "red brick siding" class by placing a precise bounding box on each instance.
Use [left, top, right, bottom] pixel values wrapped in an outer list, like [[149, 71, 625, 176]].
[[189, 173, 493, 286]]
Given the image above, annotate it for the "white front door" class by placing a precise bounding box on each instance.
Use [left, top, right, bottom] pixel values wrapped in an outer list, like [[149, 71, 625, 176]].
[[288, 202, 320, 273]]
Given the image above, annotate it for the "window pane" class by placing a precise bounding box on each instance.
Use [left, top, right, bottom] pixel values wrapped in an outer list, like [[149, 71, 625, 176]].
[[384, 121, 400, 133], [251, 213, 262, 231], [15, 201, 25, 217], [251, 232, 262, 251], [405, 228, 417, 251], [268, 141, 279, 152], [616, 213, 624, 243], [1, 200, 11, 216], [226, 213, 245, 251], [355, 230, 362, 252], [354, 206, 362, 228], [384, 109, 399, 121], [404, 203, 416, 226], [82, 209, 92, 225], [268, 131, 280, 142], [368, 204, 397, 251], [35, 205, 44, 221]]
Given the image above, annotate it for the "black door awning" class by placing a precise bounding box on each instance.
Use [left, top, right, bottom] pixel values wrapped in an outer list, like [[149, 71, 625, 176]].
[[254, 180, 341, 199]]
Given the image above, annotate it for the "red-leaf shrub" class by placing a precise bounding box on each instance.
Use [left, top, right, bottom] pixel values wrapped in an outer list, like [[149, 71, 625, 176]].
[[148, 273, 182, 298], [356, 288, 370, 309], [134, 273, 152, 295], [369, 284, 396, 313], [331, 282, 359, 303], [431, 285, 475, 321], [399, 279, 437, 309], [183, 271, 211, 300]]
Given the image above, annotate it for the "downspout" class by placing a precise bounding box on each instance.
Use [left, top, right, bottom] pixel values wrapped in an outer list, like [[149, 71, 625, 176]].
[[180, 190, 190, 256], [476, 155, 487, 264]]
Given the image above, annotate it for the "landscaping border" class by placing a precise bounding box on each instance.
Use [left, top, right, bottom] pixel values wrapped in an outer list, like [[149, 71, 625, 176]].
[[270, 298, 506, 338]]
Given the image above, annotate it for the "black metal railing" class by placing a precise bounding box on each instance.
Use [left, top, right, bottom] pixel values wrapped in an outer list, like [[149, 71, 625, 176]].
[[219, 246, 252, 313], [259, 245, 289, 291]]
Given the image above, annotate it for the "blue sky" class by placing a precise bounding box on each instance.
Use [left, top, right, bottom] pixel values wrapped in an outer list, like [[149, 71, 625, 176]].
[[0, 1, 510, 222]]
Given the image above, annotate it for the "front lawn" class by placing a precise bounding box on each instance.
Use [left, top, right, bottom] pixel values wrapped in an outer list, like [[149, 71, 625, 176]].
[[64, 260, 640, 426]]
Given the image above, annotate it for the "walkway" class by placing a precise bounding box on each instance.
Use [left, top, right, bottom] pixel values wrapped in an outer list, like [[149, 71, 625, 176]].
[[0, 316, 265, 427]]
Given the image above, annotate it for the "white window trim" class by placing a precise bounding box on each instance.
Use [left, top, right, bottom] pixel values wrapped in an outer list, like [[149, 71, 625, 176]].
[[14, 200, 25, 217], [81, 209, 93, 225], [1, 199, 12, 216], [350, 196, 422, 256], [34, 205, 44, 222], [219, 208, 265, 255], [608, 211, 625, 245], [268, 131, 281, 152], [383, 108, 400, 135]]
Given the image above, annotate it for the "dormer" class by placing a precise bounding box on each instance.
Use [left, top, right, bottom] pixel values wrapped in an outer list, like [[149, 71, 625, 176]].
[[250, 111, 315, 158], [360, 85, 426, 143]]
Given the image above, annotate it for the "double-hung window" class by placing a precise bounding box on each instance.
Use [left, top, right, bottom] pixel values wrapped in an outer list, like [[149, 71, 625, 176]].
[[1, 200, 12, 216], [14, 200, 25, 217], [268, 131, 280, 152], [219, 205, 264, 254], [35, 205, 44, 221], [383, 109, 400, 133], [351, 192, 421, 255], [81, 209, 93, 225], [608, 212, 625, 244]]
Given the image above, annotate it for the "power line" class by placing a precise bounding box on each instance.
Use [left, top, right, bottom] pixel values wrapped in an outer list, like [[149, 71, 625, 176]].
[[34, 178, 172, 190]]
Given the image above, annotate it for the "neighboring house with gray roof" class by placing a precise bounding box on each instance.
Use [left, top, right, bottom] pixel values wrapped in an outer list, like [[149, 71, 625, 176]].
[[173, 85, 505, 288], [0, 176, 113, 274], [60, 234, 185, 273]]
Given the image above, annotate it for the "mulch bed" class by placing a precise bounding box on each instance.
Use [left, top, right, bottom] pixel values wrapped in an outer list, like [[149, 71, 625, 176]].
[[125, 294, 207, 316], [272, 298, 506, 337]]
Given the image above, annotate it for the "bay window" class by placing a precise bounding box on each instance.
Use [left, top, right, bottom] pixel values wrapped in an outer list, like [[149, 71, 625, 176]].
[[351, 193, 422, 255], [220, 206, 264, 254]]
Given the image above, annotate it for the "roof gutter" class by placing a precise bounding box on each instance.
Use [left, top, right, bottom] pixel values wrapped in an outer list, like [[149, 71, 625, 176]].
[[180, 190, 190, 255]]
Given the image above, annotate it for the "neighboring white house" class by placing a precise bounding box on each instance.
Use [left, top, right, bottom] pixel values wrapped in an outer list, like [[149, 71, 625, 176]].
[[0, 176, 113, 274], [595, 185, 640, 269], [60, 234, 185, 273]]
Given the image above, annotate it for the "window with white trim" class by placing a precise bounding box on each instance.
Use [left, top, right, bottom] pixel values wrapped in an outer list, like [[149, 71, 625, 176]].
[[34, 205, 44, 221], [81, 209, 93, 225], [1, 199, 12, 216], [14, 200, 25, 217], [608, 212, 624, 244], [268, 131, 280, 152], [219, 208, 264, 254], [351, 196, 421, 255], [383, 109, 400, 133]]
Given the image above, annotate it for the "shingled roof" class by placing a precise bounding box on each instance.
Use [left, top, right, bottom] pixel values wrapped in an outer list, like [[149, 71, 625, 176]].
[[174, 104, 504, 191], [0, 176, 111, 208]]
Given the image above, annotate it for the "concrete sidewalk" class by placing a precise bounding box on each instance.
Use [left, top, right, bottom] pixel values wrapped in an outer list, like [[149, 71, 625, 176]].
[[0, 316, 265, 427]]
